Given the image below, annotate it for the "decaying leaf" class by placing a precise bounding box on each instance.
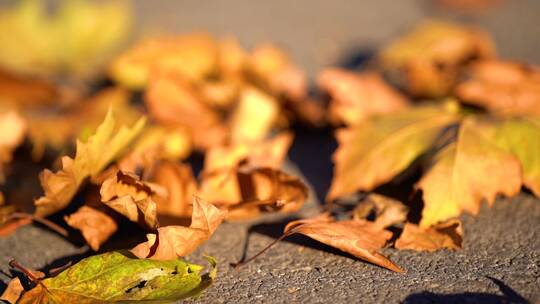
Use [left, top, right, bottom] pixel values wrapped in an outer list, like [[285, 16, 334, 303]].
[[100, 170, 164, 229], [0, 0, 131, 78], [15, 251, 216, 303], [353, 194, 408, 229], [328, 103, 459, 201], [456, 60, 540, 116], [64, 205, 117, 251], [35, 109, 146, 217], [131, 198, 226, 260], [419, 117, 522, 227], [395, 219, 463, 251], [379, 20, 495, 97], [0, 110, 26, 182], [317, 69, 409, 125], [283, 214, 403, 272]]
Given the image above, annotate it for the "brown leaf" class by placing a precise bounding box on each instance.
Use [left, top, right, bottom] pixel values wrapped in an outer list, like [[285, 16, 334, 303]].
[[395, 220, 463, 252], [0, 277, 24, 303], [379, 20, 495, 97], [456, 60, 540, 116], [0, 110, 26, 182], [283, 214, 403, 272], [353, 194, 408, 229], [131, 197, 226, 260], [0, 70, 59, 109], [418, 117, 522, 227], [317, 69, 409, 125], [64, 206, 118, 251], [100, 170, 164, 229], [152, 161, 197, 219]]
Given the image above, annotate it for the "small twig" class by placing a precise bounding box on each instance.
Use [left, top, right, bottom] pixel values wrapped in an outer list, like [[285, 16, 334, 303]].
[[8, 259, 48, 292], [7, 213, 68, 237]]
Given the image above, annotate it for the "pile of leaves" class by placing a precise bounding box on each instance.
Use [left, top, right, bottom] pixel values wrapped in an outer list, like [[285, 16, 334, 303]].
[[0, 1, 539, 302]]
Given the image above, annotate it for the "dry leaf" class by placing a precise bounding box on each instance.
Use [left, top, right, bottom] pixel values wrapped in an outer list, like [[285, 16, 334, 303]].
[[131, 197, 226, 260], [379, 20, 495, 97], [317, 69, 409, 125], [0, 70, 60, 109], [419, 117, 522, 227], [110, 33, 217, 89], [456, 60, 540, 116], [0, 110, 26, 182], [395, 219, 463, 251], [64, 205, 117, 251], [283, 214, 403, 272], [328, 103, 459, 201], [100, 170, 164, 229], [353, 194, 408, 229], [229, 86, 280, 144], [35, 109, 146, 217], [152, 161, 197, 219], [0, 277, 24, 303]]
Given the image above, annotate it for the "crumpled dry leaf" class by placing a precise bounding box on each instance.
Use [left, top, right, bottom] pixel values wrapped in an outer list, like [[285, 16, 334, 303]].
[[0, 110, 26, 182], [318, 69, 409, 125], [229, 86, 280, 144], [14, 251, 216, 303], [419, 117, 522, 227], [379, 20, 495, 97], [283, 214, 403, 272], [0, 0, 131, 78], [110, 33, 217, 89], [353, 194, 408, 229], [35, 109, 146, 217], [131, 197, 226, 260], [152, 161, 197, 219], [456, 60, 540, 116], [328, 103, 460, 201], [492, 117, 540, 196], [64, 205, 117, 251], [100, 170, 164, 229], [395, 219, 463, 252]]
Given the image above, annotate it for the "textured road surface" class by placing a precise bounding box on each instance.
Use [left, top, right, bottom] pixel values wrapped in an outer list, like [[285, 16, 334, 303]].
[[1, 1, 540, 303]]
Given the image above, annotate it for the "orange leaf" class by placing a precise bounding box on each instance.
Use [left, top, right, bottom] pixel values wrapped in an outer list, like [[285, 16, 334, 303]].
[[395, 219, 463, 252], [64, 206, 118, 251]]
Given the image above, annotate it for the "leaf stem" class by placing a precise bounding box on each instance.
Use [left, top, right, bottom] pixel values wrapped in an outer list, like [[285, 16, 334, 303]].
[[8, 212, 68, 237], [232, 229, 297, 269]]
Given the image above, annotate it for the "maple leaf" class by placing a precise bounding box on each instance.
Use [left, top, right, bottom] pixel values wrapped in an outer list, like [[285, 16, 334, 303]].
[[64, 206, 118, 251], [419, 117, 522, 227], [353, 194, 408, 229], [34, 109, 146, 217], [131, 197, 227, 260], [0, 0, 131, 78], [492, 117, 540, 196], [317, 69, 409, 125], [379, 20, 495, 97], [396, 219, 463, 252], [11, 251, 216, 303], [328, 103, 460, 201], [456, 60, 540, 116]]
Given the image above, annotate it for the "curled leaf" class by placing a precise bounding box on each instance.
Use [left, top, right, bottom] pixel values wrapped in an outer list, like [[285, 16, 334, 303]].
[[131, 198, 226, 260], [64, 206, 117, 251], [395, 219, 463, 252], [152, 161, 197, 219], [353, 194, 408, 229]]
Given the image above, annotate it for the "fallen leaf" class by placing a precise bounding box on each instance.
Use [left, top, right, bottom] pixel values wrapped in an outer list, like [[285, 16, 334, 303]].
[[0, 70, 60, 109], [379, 20, 495, 97], [131, 197, 226, 260], [328, 103, 460, 201], [110, 33, 217, 89], [419, 117, 522, 227], [456, 60, 540, 116], [317, 69, 409, 125], [353, 194, 408, 229], [34, 108, 146, 217], [100, 170, 164, 229], [16, 251, 216, 303], [64, 205, 118, 251], [152, 161, 197, 219], [395, 219, 463, 251], [0, 110, 26, 182], [283, 214, 403, 272], [0, 277, 24, 303], [0, 0, 131, 78]]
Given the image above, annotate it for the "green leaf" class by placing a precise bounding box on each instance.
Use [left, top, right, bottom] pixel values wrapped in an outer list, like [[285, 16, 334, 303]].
[[17, 251, 216, 303]]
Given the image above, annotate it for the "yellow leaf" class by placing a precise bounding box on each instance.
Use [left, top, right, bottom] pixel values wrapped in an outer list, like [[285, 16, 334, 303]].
[[35, 109, 146, 217]]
